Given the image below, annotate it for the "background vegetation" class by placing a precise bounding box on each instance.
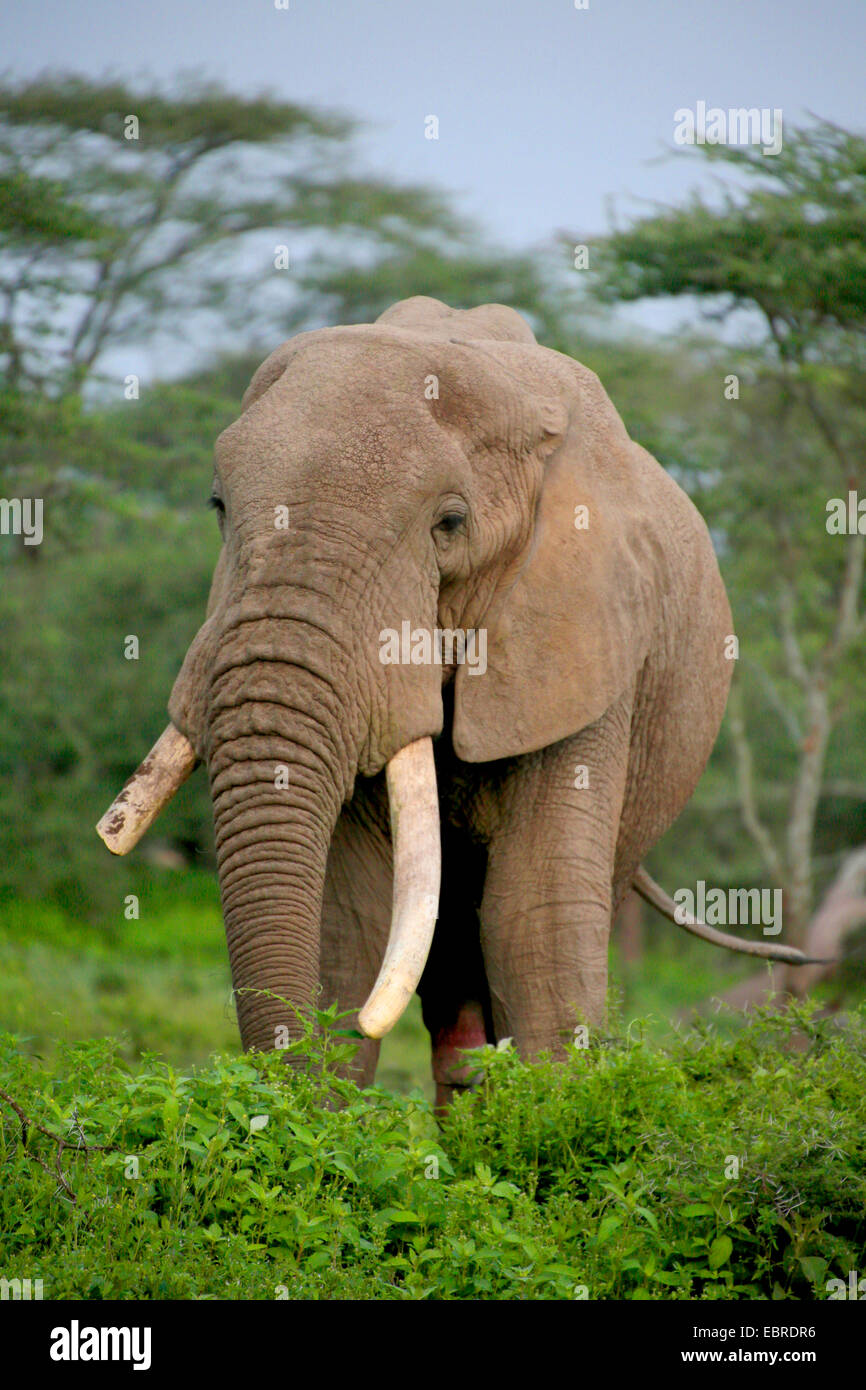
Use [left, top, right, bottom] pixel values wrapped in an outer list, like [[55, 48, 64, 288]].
[[1, 78, 865, 1299]]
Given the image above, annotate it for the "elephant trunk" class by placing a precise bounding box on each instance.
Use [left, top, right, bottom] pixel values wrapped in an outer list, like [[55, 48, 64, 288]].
[[96, 658, 441, 1048], [214, 724, 440, 1050], [209, 710, 338, 1052]]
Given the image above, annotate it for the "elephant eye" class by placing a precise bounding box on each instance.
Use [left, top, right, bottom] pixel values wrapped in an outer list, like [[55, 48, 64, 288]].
[[208, 493, 226, 534], [434, 511, 466, 536]]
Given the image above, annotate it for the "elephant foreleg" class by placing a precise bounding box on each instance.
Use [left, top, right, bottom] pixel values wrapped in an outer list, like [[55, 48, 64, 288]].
[[478, 699, 631, 1059]]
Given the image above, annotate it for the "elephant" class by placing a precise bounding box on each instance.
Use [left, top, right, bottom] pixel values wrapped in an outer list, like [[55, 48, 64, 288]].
[[97, 295, 811, 1106]]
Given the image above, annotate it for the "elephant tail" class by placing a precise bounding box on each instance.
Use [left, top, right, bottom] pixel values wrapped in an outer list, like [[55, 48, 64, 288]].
[[632, 867, 832, 965]]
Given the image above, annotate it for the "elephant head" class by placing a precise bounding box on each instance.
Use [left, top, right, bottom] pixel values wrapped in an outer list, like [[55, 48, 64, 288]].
[[98, 296, 784, 1057]]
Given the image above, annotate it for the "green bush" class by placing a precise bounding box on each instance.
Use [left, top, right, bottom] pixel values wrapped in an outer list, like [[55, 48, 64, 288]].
[[1, 1002, 863, 1300]]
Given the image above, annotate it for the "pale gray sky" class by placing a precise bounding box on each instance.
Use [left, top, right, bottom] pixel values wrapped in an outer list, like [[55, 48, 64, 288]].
[[2, 0, 864, 371]]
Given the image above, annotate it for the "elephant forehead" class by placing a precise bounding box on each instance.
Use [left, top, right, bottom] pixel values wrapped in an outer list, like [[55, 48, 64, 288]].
[[215, 335, 497, 492], [215, 383, 464, 503]]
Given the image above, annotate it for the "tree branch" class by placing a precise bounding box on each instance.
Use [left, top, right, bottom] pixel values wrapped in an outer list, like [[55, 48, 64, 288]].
[[0, 1088, 115, 1205], [727, 682, 785, 885]]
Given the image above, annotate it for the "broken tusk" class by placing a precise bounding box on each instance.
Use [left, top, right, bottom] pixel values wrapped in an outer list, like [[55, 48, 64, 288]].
[[96, 724, 197, 856]]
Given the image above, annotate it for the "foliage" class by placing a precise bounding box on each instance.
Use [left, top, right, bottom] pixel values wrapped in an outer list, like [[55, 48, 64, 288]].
[[591, 120, 866, 346], [0, 74, 463, 393], [587, 121, 866, 944], [288, 241, 582, 346], [0, 878, 235, 1067], [1, 1004, 863, 1300], [0, 380, 227, 912]]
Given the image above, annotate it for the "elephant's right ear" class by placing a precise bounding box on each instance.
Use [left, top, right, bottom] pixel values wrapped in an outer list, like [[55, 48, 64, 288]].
[[452, 362, 661, 762]]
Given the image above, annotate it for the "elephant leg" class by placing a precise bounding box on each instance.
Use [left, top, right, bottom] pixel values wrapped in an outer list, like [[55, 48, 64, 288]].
[[478, 695, 632, 1059], [320, 776, 393, 1087]]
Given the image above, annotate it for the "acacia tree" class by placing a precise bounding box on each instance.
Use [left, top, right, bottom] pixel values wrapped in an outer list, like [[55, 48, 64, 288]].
[[0, 75, 464, 394], [589, 120, 866, 993], [0, 74, 490, 570]]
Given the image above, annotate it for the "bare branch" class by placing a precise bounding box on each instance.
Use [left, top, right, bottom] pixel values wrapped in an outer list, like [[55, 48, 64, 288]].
[[823, 780, 866, 800], [727, 682, 785, 885], [822, 529, 865, 672], [777, 580, 810, 691], [703, 844, 866, 1013], [0, 1087, 116, 1205], [785, 680, 833, 938]]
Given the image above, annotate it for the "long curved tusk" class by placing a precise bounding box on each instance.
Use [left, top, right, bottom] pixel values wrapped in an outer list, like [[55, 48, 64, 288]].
[[96, 724, 197, 856], [357, 737, 441, 1040]]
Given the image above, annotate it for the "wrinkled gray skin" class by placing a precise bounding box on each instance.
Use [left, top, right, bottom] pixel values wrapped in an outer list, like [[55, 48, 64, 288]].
[[167, 297, 733, 1101]]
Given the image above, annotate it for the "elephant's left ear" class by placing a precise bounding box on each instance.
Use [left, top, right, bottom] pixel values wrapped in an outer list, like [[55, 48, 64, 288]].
[[452, 362, 660, 762]]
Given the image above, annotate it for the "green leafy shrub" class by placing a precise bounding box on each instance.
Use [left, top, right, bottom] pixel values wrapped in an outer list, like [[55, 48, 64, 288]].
[[0, 1003, 863, 1300]]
